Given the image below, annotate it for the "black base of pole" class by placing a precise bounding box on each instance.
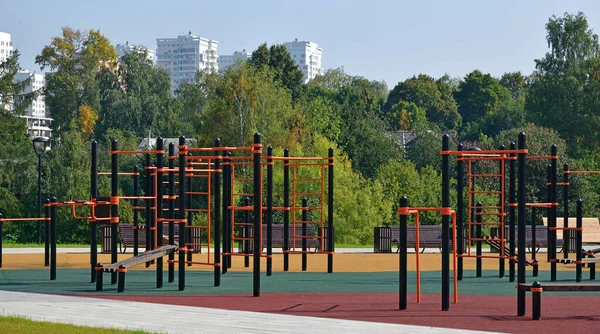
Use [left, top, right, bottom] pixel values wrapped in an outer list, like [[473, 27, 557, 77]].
[[95, 263, 103, 291], [117, 265, 126, 293], [532, 281, 541, 320]]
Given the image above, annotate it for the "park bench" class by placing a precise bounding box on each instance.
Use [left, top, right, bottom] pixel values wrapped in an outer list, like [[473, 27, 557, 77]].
[[517, 282, 600, 320], [389, 225, 448, 253], [238, 224, 330, 253], [95, 244, 177, 292], [487, 226, 564, 252], [118, 223, 179, 254]]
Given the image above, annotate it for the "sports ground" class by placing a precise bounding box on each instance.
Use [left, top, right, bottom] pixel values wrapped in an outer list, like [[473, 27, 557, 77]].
[[0, 249, 599, 333]]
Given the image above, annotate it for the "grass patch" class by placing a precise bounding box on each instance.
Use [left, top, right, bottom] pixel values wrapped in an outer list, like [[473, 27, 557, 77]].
[[3, 243, 88, 248], [0, 315, 150, 333]]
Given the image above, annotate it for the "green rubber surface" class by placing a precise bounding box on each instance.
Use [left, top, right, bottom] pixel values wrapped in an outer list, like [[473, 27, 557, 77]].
[[0, 269, 597, 296]]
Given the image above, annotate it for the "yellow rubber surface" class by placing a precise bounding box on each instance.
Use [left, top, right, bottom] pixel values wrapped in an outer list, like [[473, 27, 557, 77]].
[[0, 251, 576, 272]]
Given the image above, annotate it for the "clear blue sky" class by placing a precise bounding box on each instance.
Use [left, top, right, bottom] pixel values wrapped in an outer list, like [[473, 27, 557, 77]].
[[1, 0, 600, 88]]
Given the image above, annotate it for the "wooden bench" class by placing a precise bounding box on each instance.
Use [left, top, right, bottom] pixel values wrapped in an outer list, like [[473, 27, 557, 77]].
[[518, 282, 600, 319], [95, 245, 177, 292], [238, 224, 330, 253], [119, 223, 179, 254], [389, 225, 448, 253], [498, 226, 564, 251]]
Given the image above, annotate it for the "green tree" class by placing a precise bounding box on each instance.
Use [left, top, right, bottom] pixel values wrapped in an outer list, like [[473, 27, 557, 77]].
[[385, 74, 461, 130], [200, 62, 294, 148], [36, 27, 118, 140], [249, 43, 304, 99], [0, 50, 37, 115], [526, 12, 600, 157]]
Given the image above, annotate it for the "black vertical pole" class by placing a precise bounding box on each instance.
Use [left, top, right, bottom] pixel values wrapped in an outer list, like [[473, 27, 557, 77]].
[[399, 196, 408, 310], [517, 132, 527, 317], [178, 136, 187, 291], [532, 281, 542, 320], [90, 141, 98, 281], [509, 142, 516, 283], [302, 197, 308, 271], [546, 165, 551, 263], [283, 148, 290, 271], [550, 145, 558, 281], [532, 206, 538, 277], [327, 147, 334, 273], [50, 196, 57, 280], [168, 143, 175, 283], [222, 152, 231, 274], [266, 146, 273, 276], [456, 144, 464, 280], [133, 166, 139, 257], [499, 144, 505, 278], [44, 199, 50, 270], [253, 133, 262, 297], [441, 134, 450, 311], [145, 153, 152, 268], [117, 265, 126, 293], [222, 152, 233, 274], [213, 139, 221, 287], [563, 163, 569, 260], [244, 197, 250, 268], [110, 140, 119, 285], [576, 199, 583, 283], [37, 154, 42, 245], [156, 138, 164, 288], [476, 202, 482, 277], [187, 153, 193, 267]]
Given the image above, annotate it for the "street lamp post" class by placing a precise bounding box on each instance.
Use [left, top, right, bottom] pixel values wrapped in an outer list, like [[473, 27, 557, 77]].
[[32, 137, 49, 246]]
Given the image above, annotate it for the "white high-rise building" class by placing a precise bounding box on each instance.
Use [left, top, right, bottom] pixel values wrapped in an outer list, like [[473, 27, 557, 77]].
[[156, 32, 218, 94], [14, 71, 45, 118], [14, 70, 52, 138], [283, 39, 323, 83], [115, 42, 155, 63], [217, 49, 251, 74], [0, 31, 13, 63]]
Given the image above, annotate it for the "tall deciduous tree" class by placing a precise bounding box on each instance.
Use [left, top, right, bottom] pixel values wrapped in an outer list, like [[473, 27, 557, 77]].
[[385, 74, 461, 130], [526, 12, 600, 157], [36, 27, 117, 140], [249, 43, 304, 99]]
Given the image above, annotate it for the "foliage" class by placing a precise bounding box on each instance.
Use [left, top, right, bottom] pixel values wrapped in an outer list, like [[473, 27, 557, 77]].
[[526, 12, 600, 157], [77, 105, 98, 140], [249, 43, 304, 99], [36, 27, 118, 140], [385, 74, 461, 130], [0, 50, 37, 115]]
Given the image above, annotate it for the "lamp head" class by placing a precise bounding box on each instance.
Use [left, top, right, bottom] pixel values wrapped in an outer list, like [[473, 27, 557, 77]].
[[32, 137, 49, 157]]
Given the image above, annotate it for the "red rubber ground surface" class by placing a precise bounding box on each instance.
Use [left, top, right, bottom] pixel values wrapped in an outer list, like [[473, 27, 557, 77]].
[[83, 293, 600, 333]]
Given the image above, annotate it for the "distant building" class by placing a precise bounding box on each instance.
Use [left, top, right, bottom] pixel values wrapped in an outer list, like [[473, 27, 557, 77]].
[[14, 70, 52, 138], [217, 49, 251, 74], [115, 42, 155, 63], [14, 71, 45, 118], [0, 31, 13, 63], [283, 39, 323, 83], [156, 32, 218, 94]]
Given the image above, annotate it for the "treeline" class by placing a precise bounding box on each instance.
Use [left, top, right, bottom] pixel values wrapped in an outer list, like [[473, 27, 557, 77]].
[[1, 12, 600, 244]]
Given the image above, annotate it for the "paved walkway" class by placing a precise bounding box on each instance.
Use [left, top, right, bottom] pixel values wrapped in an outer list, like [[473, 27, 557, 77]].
[[0, 291, 498, 333]]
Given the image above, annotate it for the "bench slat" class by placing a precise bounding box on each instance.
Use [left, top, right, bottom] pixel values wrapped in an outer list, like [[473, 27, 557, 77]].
[[104, 245, 177, 271]]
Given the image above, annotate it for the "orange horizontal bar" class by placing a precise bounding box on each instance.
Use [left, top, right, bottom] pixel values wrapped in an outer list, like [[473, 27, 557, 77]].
[[443, 149, 527, 155], [527, 155, 558, 160], [0, 217, 49, 222]]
